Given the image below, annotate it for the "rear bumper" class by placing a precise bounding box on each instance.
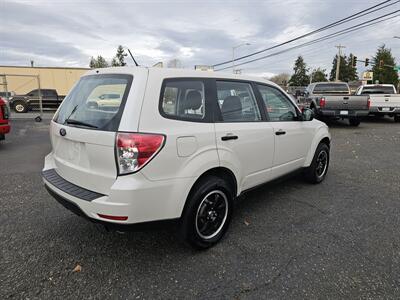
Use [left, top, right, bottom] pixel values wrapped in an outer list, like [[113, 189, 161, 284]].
[[317, 109, 369, 118], [0, 124, 10, 134], [43, 152, 193, 226], [369, 106, 400, 115]]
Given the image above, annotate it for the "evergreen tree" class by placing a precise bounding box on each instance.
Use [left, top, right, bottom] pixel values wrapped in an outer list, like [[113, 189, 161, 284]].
[[371, 44, 398, 86], [89, 55, 109, 68], [111, 45, 127, 67], [289, 56, 309, 86], [346, 53, 358, 81], [310, 68, 328, 83], [329, 55, 348, 81]]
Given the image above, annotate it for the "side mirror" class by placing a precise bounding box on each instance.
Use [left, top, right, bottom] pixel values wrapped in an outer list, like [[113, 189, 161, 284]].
[[301, 108, 314, 121]]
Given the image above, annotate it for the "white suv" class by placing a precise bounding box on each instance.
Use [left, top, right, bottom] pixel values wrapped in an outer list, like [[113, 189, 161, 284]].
[[43, 67, 331, 248]]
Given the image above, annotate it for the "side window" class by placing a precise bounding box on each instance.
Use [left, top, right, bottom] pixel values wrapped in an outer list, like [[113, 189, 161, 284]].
[[29, 90, 39, 97], [216, 81, 261, 122], [160, 80, 205, 120], [257, 85, 298, 122]]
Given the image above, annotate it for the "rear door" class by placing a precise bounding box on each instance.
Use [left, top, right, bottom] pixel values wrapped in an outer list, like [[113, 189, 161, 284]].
[[213, 80, 275, 191], [255, 84, 314, 178], [50, 73, 140, 194]]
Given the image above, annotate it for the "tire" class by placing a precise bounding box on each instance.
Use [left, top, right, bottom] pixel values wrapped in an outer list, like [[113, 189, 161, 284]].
[[304, 143, 330, 184], [349, 118, 361, 126], [394, 115, 400, 123], [179, 175, 234, 249], [13, 101, 28, 113]]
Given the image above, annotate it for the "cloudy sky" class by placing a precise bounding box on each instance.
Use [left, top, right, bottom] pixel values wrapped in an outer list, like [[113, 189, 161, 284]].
[[1, 0, 399, 78]]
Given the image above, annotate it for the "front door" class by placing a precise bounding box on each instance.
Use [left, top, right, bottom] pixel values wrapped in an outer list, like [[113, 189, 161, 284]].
[[255, 84, 314, 179]]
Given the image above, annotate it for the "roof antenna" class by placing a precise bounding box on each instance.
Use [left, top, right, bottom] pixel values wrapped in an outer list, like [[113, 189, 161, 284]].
[[126, 48, 139, 66]]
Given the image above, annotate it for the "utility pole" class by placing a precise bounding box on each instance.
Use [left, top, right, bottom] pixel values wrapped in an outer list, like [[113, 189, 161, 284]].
[[232, 43, 250, 74], [335, 45, 346, 82]]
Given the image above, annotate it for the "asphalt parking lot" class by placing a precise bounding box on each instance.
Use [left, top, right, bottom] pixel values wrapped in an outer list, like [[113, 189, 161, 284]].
[[1, 116, 400, 299]]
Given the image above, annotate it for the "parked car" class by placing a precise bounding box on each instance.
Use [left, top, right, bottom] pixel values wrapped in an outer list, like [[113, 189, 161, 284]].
[[42, 67, 331, 249], [0, 97, 10, 140], [305, 82, 370, 126], [10, 89, 65, 113], [355, 84, 400, 122]]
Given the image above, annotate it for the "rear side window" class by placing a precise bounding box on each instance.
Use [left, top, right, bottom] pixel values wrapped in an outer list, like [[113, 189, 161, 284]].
[[160, 80, 205, 121], [54, 74, 132, 131], [216, 81, 261, 122]]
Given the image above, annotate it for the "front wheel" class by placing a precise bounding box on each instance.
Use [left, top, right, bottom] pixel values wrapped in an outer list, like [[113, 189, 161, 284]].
[[179, 175, 234, 249], [394, 115, 400, 123], [13, 101, 28, 113], [349, 118, 361, 126], [304, 143, 330, 184]]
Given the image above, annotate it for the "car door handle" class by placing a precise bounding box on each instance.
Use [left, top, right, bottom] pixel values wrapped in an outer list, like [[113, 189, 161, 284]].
[[275, 130, 286, 136], [221, 135, 238, 141]]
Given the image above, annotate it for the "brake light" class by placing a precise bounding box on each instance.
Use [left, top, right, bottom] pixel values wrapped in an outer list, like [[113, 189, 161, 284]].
[[367, 97, 371, 109], [116, 132, 165, 175], [97, 214, 128, 221], [319, 97, 326, 108]]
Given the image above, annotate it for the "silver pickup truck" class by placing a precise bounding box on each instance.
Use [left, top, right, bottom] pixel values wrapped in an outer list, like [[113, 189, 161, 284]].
[[355, 84, 400, 122], [305, 82, 369, 126]]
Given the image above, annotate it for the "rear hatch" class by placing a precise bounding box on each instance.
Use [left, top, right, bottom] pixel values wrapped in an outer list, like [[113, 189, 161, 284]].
[[50, 72, 138, 194], [324, 95, 369, 110], [370, 95, 400, 108]]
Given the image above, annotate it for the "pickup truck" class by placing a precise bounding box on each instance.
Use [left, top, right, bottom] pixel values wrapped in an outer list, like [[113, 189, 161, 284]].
[[0, 97, 10, 140], [355, 84, 400, 122], [9, 89, 65, 113], [305, 82, 370, 126]]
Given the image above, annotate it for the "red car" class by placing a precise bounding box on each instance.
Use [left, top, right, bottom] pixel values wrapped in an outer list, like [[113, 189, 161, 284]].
[[0, 97, 10, 140]]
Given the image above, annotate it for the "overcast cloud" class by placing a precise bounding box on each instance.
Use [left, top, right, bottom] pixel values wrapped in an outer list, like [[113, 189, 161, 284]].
[[1, 0, 399, 78]]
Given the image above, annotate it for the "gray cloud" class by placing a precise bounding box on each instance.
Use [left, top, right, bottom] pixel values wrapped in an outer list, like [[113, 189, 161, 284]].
[[1, 0, 399, 76]]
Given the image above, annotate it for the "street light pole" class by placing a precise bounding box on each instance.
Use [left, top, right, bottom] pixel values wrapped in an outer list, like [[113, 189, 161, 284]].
[[232, 43, 250, 74]]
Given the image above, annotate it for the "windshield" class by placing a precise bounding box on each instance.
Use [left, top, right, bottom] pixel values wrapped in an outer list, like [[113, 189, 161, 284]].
[[313, 83, 349, 94], [54, 74, 132, 131], [360, 86, 395, 95]]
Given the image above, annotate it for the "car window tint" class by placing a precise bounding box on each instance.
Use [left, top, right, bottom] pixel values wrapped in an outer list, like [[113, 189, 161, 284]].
[[257, 85, 298, 122], [160, 80, 205, 120], [216, 81, 261, 122]]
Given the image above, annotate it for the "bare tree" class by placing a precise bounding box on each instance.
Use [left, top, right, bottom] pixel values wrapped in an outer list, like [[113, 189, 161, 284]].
[[268, 73, 290, 85], [167, 59, 184, 68]]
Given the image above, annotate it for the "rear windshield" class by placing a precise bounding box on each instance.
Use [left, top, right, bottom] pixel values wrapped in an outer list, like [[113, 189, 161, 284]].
[[313, 83, 349, 94], [54, 74, 132, 131], [360, 86, 395, 94]]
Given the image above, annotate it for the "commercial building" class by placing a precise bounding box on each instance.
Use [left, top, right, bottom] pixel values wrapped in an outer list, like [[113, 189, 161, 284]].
[[0, 66, 90, 96]]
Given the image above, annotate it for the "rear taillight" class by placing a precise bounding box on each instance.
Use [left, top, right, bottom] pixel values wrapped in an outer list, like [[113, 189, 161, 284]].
[[116, 132, 165, 175], [367, 97, 371, 109], [319, 97, 326, 108]]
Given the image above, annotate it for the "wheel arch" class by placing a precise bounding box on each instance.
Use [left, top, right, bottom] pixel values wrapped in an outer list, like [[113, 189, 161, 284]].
[[304, 127, 331, 167]]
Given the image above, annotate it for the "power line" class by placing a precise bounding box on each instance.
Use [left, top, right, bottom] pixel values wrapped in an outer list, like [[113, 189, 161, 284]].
[[212, 0, 399, 67], [215, 11, 399, 71]]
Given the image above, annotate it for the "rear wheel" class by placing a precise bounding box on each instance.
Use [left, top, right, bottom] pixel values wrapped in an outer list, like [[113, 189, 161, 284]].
[[179, 175, 234, 249], [304, 143, 330, 184], [349, 118, 360, 126], [13, 101, 28, 113], [394, 115, 400, 123]]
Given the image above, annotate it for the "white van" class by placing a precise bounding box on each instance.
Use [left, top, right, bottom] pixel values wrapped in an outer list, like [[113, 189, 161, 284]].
[[43, 67, 331, 248]]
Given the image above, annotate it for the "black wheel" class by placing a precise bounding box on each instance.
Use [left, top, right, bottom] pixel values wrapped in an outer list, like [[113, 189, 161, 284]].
[[13, 101, 28, 113], [349, 118, 361, 126], [304, 143, 330, 184], [394, 115, 400, 123], [179, 175, 234, 249]]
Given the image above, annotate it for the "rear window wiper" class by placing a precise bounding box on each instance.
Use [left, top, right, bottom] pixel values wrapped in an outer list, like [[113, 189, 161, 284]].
[[65, 119, 98, 128]]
